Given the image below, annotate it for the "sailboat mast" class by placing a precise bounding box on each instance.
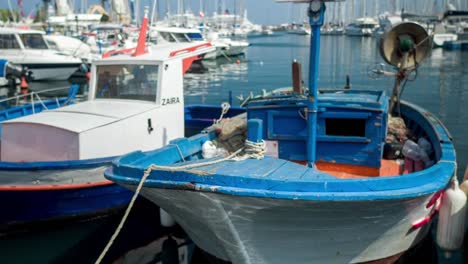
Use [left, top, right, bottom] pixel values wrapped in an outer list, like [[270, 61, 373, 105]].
[[150, 0, 157, 25], [165, 0, 170, 17]]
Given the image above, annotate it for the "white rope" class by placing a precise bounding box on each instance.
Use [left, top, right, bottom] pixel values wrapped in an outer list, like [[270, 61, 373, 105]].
[[95, 139, 265, 263], [94, 165, 154, 264], [214, 102, 230, 124]]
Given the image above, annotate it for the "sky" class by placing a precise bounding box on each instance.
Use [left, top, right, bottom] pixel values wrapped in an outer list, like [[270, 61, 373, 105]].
[[1, 1, 466, 25]]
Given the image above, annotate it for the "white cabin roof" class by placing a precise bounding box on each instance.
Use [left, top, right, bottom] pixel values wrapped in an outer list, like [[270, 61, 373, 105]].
[[3, 100, 157, 133]]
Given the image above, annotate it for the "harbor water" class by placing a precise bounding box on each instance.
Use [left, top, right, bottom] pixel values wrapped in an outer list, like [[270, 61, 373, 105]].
[[0, 33, 467, 263]]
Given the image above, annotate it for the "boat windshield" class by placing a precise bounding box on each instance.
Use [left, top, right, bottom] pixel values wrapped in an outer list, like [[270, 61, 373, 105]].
[[20, 34, 49, 49], [95, 64, 159, 102], [0, 34, 20, 49], [159, 32, 191, 43]]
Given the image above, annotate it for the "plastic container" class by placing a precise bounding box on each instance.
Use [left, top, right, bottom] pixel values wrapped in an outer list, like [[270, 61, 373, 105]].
[[202, 141, 218, 159], [436, 178, 467, 253], [402, 139, 431, 167], [402, 140, 423, 160], [418, 137, 433, 155]]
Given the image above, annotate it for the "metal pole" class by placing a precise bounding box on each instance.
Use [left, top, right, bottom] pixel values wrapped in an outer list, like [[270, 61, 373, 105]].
[[306, 1, 325, 167]]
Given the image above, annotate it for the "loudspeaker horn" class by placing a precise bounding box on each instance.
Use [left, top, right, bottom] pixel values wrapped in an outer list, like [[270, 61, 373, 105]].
[[379, 22, 432, 70]]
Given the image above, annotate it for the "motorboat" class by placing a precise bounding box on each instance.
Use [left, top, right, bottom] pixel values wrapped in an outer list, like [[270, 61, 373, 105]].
[[345, 17, 379, 36], [0, 28, 83, 81], [287, 22, 311, 35], [106, 2, 463, 263]]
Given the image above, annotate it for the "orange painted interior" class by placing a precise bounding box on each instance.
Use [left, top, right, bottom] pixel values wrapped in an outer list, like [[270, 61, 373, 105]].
[[294, 160, 403, 179]]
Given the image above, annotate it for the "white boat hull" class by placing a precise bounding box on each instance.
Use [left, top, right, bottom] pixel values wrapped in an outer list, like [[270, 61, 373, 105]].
[[132, 186, 433, 264], [433, 33, 458, 47], [225, 45, 249, 56], [25, 65, 81, 81], [287, 29, 311, 35]]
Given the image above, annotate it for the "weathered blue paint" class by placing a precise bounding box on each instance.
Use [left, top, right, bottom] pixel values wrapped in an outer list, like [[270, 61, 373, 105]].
[[105, 101, 456, 202], [247, 119, 263, 142], [306, 4, 326, 167]]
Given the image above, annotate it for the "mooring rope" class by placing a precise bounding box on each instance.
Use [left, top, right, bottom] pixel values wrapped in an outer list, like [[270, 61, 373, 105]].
[[95, 138, 265, 263], [214, 102, 230, 124]]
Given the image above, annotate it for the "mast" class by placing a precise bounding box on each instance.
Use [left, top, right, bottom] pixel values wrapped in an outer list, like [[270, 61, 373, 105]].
[[306, 0, 326, 167], [150, 0, 157, 25], [165, 0, 170, 17]]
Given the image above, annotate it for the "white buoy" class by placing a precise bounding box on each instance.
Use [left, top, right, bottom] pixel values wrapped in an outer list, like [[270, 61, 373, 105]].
[[160, 208, 176, 227], [460, 166, 468, 196], [202, 140, 218, 159], [436, 178, 467, 256]]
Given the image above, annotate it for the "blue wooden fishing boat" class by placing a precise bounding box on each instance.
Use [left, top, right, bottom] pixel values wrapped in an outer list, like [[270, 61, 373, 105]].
[[105, 1, 463, 263]]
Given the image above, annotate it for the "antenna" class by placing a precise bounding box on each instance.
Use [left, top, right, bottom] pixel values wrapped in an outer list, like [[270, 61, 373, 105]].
[[132, 6, 149, 57]]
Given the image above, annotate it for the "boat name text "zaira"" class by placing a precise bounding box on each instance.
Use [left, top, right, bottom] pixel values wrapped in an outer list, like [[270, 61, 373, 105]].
[[162, 97, 181, 105]]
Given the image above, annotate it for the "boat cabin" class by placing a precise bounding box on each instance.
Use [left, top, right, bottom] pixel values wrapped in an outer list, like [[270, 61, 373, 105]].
[[0, 42, 214, 162], [247, 89, 388, 169]]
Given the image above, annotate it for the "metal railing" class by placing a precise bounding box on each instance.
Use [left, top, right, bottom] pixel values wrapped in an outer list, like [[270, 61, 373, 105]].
[[0, 86, 77, 114]]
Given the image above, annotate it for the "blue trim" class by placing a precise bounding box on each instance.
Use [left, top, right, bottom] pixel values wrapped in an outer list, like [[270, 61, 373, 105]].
[[1, 183, 131, 225]]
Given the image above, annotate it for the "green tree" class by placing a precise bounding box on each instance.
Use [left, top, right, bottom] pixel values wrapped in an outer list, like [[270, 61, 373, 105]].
[[0, 9, 20, 22]]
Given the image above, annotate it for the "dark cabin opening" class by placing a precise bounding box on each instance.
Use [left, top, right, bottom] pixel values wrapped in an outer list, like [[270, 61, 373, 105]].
[[325, 118, 366, 137]]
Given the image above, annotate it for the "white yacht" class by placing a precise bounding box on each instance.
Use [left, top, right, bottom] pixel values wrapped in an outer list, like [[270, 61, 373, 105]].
[[152, 27, 249, 60], [0, 28, 83, 81], [345, 17, 379, 37], [287, 23, 311, 35]]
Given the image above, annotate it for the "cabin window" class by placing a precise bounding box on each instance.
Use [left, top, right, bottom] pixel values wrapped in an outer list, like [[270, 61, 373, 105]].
[[20, 34, 48, 49], [45, 39, 58, 50], [172, 33, 191, 42], [187, 33, 204, 40], [95, 64, 158, 102], [0, 34, 20, 49], [325, 118, 366, 137], [159, 32, 176, 42]]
